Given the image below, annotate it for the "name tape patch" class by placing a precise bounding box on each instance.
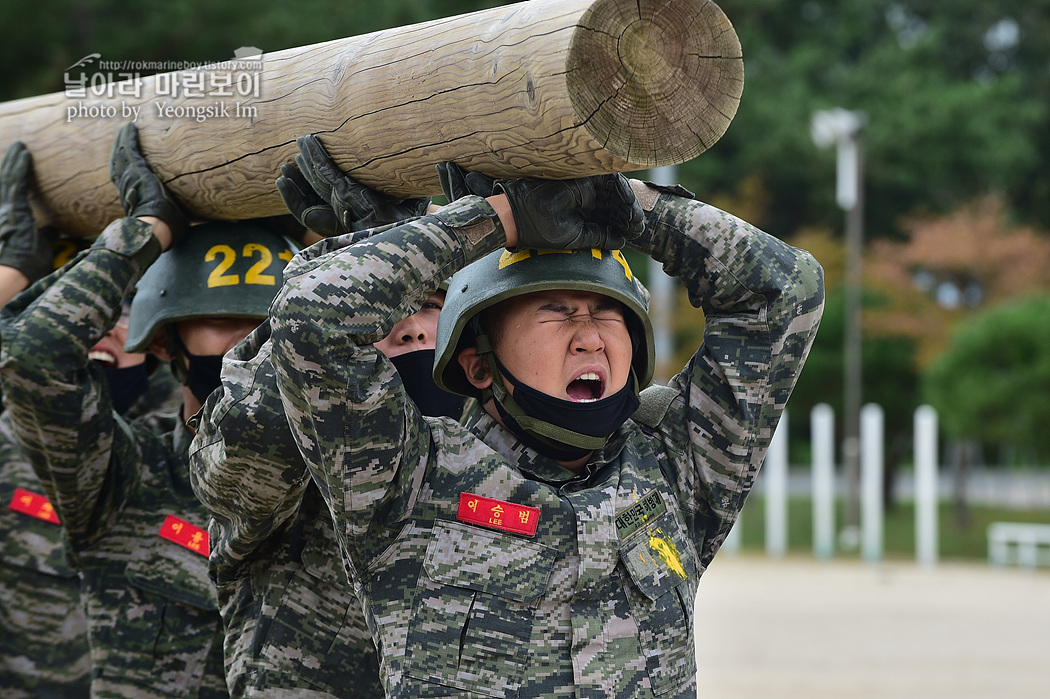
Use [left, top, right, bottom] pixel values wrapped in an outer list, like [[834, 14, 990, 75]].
[[8, 487, 61, 524], [457, 492, 539, 537], [158, 514, 210, 556], [615, 489, 667, 540]]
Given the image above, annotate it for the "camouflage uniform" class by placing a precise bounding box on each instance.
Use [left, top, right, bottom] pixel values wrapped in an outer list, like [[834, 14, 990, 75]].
[[0, 412, 90, 698], [1, 235, 90, 698], [190, 231, 400, 698], [0, 357, 180, 698], [190, 324, 382, 698], [268, 184, 824, 697], [0, 218, 228, 699]]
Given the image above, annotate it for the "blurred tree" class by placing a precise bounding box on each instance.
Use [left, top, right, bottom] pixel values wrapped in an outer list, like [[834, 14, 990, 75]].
[[682, 0, 1050, 238], [865, 194, 1050, 367], [924, 293, 1050, 461], [862, 196, 1050, 518]]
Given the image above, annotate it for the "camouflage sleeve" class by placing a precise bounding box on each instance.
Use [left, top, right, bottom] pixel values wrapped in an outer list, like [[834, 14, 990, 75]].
[[191, 218, 436, 584], [0, 218, 162, 553], [627, 180, 825, 567], [269, 196, 505, 564], [189, 322, 311, 585], [291, 220, 414, 268]]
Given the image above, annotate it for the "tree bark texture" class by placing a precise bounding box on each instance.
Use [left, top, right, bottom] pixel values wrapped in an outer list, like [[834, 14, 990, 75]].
[[0, 0, 742, 236]]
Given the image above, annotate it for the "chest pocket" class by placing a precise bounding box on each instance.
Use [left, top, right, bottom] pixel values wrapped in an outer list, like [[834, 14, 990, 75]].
[[405, 520, 555, 698], [125, 535, 217, 611], [116, 532, 220, 689], [619, 508, 700, 695]]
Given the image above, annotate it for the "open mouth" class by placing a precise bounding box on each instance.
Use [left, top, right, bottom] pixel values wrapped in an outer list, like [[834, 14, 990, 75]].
[[88, 349, 117, 369], [566, 372, 604, 403]]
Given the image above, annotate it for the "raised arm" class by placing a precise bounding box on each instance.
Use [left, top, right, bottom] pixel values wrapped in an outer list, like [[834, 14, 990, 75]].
[[627, 180, 825, 566]]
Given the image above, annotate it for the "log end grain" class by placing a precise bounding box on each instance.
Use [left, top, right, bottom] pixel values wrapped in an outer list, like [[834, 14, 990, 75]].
[[566, 0, 743, 167]]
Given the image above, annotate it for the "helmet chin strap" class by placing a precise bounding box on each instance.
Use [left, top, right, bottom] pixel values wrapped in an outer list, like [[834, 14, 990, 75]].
[[472, 319, 621, 453], [166, 326, 191, 385]]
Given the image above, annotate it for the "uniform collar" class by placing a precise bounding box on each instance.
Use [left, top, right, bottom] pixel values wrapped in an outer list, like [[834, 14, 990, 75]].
[[464, 406, 633, 487]]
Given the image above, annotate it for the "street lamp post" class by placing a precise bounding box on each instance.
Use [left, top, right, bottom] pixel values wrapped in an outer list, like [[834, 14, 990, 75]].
[[811, 108, 867, 547]]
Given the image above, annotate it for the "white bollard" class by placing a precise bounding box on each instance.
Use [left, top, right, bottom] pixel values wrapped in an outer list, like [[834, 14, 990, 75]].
[[811, 404, 836, 560], [861, 403, 884, 563], [765, 412, 789, 558], [915, 405, 939, 567]]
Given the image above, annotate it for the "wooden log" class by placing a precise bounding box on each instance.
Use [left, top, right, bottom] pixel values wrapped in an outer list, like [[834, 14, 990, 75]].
[[0, 0, 742, 236]]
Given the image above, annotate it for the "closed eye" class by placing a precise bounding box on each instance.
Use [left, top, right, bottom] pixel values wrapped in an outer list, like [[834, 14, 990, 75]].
[[534, 299, 625, 324]]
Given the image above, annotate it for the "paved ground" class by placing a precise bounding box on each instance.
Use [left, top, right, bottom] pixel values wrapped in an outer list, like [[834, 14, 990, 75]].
[[692, 555, 1050, 698]]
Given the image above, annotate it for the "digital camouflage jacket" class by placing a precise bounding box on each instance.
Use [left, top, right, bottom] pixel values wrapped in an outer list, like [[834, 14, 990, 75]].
[[268, 184, 824, 698], [0, 411, 90, 698], [190, 312, 382, 698], [189, 229, 401, 698], [0, 361, 180, 699], [0, 218, 227, 699]]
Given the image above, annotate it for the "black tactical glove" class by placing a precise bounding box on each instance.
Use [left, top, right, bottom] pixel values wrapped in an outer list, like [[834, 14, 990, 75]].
[[495, 173, 644, 250], [285, 134, 429, 234], [436, 160, 495, 202], [108, 122, 190, 243], [275, 162, 342, 237], [0, 141, 59, 283]]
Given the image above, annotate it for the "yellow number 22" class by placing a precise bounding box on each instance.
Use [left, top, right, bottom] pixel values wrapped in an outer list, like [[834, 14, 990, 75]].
[[206, 244, 285, 288]]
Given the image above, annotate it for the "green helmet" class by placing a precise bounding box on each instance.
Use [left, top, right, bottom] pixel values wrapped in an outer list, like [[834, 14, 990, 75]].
[[124, 221, 296, 353], [434, 247, 654, 398]]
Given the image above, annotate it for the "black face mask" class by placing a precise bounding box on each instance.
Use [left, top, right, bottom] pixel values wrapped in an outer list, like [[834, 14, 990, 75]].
[[182, 350, 224, 405], [103, 363, 150, 415], [389, 349, 466, 420], [491, 356, 639, 462]]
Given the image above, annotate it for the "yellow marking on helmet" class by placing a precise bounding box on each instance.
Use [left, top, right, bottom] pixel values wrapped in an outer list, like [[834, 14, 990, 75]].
[[611, 250, 633, 280], [498, 249, 532, 268], [52, 240, 80, 269], [244, 243, 276, 285], [648, 528, 687, 578], [206, 245, 239, 287], [498, 248, 633, 281], [206, 243, 284, 288]]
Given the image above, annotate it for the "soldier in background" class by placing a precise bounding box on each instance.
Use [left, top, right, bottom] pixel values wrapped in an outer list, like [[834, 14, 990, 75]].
[[0, 146, 90, 697], [0, 143, 180, 697], [190, 135, 464, 697], [266, 160, 824, 697], [0, 124, 294, 699]]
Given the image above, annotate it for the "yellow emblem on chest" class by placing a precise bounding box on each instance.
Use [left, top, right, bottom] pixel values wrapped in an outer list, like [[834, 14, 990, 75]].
[[647, 527, 687, 579]]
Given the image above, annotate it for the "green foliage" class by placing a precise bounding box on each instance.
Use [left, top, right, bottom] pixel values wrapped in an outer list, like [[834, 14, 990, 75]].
[[923, 294, 1050, 457], [681, 0, 1050, 237]]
